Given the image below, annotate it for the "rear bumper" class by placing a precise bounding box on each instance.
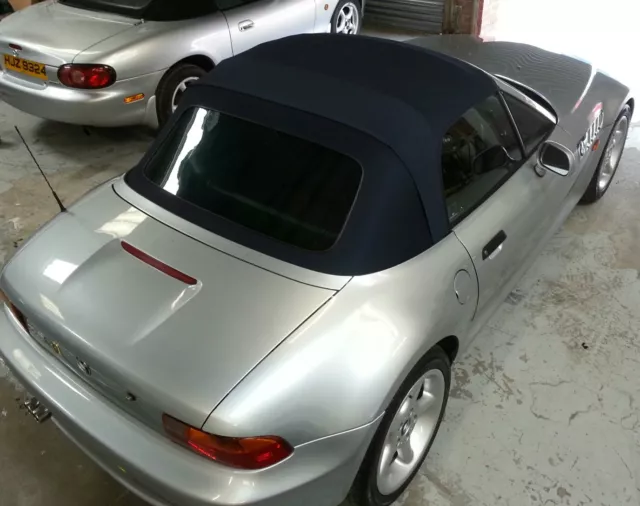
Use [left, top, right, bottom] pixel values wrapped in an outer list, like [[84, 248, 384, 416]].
[[0, 69, 163, 127], [0, 304, 378, 506]]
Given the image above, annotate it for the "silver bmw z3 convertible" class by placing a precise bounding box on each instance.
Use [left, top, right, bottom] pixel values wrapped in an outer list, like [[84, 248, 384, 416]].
[[0, 34, 633, 506], [0, 0, 362, 128]]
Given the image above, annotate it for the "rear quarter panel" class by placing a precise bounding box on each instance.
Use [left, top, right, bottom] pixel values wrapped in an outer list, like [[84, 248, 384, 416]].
[[204, 233, 478, 446], [73, 14, 233, 80], [313, 0, 340, 32]]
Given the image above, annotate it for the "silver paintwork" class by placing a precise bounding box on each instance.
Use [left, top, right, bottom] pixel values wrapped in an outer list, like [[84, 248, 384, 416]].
[[0, 184, 335, 430], [0, 303, 381, 506], [376, 369, 445, 495], [0, 0, 344, 127], [0, 35, 633, 506]]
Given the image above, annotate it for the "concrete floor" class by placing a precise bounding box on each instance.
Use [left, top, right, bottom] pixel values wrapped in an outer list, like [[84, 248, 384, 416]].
[[2, 24, 640, 506]]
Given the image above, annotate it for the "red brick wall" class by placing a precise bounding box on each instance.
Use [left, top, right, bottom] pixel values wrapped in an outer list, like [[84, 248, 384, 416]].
[[447, 0, 505, 37], [448, 0, 482, 35]]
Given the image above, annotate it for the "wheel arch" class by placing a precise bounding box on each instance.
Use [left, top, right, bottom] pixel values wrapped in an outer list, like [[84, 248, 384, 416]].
[[435, 335, 460, 364], [626, 97, 634, 117], [169, 54, 216, 74]]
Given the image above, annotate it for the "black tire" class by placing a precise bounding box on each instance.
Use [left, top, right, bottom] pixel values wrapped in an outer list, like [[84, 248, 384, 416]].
[[581, 105, 631, 204], [348, 346, 451, 506], [156, 63, 207, 127], [331, 0, 362, 34]]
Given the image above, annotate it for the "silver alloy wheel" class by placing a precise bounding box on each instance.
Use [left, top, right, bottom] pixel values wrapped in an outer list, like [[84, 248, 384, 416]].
[[376, 369, 446, 496], [171, 76, 200, 112], [335, 3, 359, 34], [598, 115, 629, 191]]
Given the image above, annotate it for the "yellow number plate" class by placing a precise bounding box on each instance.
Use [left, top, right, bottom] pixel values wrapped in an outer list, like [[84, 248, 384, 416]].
[[3, 54, 47, 80]]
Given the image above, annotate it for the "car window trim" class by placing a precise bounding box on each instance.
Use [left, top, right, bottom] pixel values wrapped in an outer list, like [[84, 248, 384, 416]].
[[494, 76, 558, 125], [498, 91, 527, 159], [445, 92, 529, 229], [499, 91, 557, 158]]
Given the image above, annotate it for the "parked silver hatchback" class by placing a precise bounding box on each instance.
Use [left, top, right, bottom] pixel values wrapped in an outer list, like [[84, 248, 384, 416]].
[[0, 0, 362, 127]]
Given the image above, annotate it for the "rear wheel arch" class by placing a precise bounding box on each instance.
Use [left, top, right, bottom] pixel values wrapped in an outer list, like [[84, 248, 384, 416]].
[[349, 344, 452, 505], [155, 56, 215, 126], [176, 54, 216, 73], [436, 335, 460, 364], [377, 338, 457, 421]]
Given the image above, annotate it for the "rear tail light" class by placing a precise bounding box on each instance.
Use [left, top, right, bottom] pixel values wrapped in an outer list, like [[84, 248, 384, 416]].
[[0, 289, 26, 329], [162, 414, 293, 469], [58, 64, 116, 89]]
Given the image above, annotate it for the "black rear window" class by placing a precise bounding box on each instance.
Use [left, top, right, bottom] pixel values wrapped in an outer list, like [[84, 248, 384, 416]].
[[60, 0, 216, 20], [145, 108, 362, 251]]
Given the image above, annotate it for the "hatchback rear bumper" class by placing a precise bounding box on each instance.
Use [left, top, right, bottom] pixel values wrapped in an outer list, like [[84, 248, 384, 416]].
[[0, 69, 162, 127], [0, 303, 378, 506]]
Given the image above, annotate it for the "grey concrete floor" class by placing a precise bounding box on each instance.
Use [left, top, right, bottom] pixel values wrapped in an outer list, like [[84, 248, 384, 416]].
[[2, 49, 640, 506]]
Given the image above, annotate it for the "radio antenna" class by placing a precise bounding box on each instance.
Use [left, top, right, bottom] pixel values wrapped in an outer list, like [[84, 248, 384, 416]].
[[14, 126, 66, 213]]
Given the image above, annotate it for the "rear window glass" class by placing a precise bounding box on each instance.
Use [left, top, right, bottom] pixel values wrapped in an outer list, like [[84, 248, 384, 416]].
[[144, 108, 362, 251], [60, 0, 151, 14], [60, 0, 216, 20]]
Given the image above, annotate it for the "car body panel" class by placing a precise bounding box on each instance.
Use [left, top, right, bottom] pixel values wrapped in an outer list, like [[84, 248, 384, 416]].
[[205, 232, 478, 445], [409, 35, 632, 131], [0, 2, 137, 67], [73, 13, 233, 79], [0, 305, 379, 506], [0, 183, 335, 430], [0, 67, 164, 126], [452, 124, 595, 339], [223, 0, 316, 55], [409, 35, 595, 119]]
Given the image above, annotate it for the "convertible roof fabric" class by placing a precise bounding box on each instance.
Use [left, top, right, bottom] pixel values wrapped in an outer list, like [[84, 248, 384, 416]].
[[127, 34, 500, 276], [196, 34, 498, 240]]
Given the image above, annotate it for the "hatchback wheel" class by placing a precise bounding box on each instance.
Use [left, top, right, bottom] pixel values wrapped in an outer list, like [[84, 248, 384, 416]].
[[331, 0, 361, 35], [349, 346, 451, 506], [581, 105, 631, 203], [156, 63, 207, 127]]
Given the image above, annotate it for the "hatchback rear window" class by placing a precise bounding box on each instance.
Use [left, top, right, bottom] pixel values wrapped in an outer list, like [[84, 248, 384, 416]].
[[144, 108, 362, 251]]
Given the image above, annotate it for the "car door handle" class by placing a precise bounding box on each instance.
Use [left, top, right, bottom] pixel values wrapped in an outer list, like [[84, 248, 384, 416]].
[[238, 20, 254, 31], [482, 230, 507, 261]]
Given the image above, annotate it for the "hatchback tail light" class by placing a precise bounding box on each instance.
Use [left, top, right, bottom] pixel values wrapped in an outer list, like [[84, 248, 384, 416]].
[[58, 64, 116, 89], [162, 414, 293, 469]]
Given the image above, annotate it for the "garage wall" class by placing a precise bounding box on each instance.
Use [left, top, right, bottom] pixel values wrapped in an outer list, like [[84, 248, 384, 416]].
[[478, 0, 506, 39], [364, 0, 447, 33]]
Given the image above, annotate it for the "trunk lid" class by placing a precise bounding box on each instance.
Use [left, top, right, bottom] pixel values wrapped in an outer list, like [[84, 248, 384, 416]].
[[0, 2, 136, 69], [1, 182, 335, 431]]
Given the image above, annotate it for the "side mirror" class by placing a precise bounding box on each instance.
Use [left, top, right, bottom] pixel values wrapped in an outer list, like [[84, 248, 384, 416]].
[[473, 145, 514, 173], [538, 141, 574, 177]]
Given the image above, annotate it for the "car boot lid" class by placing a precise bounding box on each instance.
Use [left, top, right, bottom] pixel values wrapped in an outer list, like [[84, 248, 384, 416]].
[[0, 1, 136, 67], [0, 181, 335, 430]]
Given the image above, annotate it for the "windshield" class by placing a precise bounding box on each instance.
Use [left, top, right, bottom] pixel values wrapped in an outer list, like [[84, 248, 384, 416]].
[[144, 108, 362, 251]]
